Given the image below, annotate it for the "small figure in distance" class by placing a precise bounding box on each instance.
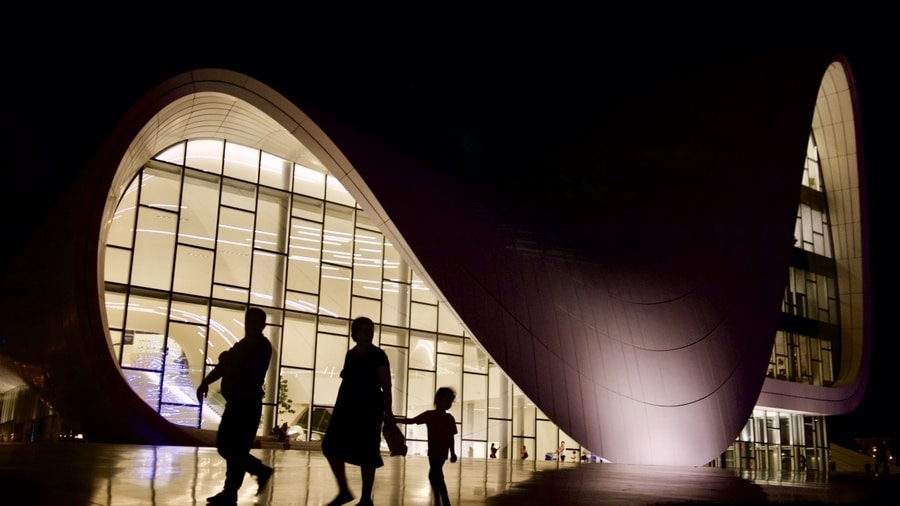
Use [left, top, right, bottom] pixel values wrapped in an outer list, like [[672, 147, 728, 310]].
[[874, 440, 891, 477], [557, 440, 566, 461], [396, 387, 459, 506], [196, 307, 274, 506], [520, 445, 528, 460], [490, 443, 498, 458]]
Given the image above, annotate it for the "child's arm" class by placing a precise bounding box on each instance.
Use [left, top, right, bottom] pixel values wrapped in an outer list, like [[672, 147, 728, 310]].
[[449, 434, 457, 463], [394, 412, 425, 425]]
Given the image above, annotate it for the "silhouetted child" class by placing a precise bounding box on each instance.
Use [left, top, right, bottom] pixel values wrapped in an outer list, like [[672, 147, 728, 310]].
[[396, 387, 458, 506]]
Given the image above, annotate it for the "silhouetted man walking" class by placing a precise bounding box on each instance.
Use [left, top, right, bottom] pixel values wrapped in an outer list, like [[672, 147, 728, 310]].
[[197, 307, 274, 505]]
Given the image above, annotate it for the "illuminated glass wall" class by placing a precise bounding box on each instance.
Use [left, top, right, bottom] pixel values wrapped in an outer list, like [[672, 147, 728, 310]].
[[103, 139, 582, 460], [724, 132, 838, 476]]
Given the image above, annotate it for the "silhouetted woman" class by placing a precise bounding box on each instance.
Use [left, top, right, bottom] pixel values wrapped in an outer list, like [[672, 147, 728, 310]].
[[321, 316, 394, 506]]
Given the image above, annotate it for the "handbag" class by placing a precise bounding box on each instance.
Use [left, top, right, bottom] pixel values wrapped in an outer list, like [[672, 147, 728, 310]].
[[382, 422, 408, 456]]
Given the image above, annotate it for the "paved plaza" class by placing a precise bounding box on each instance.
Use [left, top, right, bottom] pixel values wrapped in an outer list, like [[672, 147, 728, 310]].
[[0, 443, 896, 505]]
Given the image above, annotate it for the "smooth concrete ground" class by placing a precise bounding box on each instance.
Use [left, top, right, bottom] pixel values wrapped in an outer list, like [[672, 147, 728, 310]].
[[0, 443, 896, 505]]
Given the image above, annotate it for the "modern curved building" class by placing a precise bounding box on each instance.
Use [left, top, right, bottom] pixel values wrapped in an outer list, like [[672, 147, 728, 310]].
[[0, 29, 871, 469]]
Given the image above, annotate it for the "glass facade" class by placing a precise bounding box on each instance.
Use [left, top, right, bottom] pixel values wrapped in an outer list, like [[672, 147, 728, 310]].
[[103, 139, 580, 460], [721, 132, 839, 476]]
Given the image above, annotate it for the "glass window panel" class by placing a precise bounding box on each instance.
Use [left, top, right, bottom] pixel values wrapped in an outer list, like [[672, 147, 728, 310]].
[[169, 298, 209, 325], [206, 306, 246, 362], [131, 207, 176, 290], [800, 206, 813, 251], [179, 170, 220, 249], [806, 274, 818, 319], [774, 331, 787, 357], [140, 164, 182, 211], [436, 354, 462, 420], [123, 368, 162, 411], [104, 289, 127, 329], [104, 246, 131, 284], [325, 174, 355, 206], [122, 330, 166, 371], [265, 325, 282, 403], [828, 282, 839, 325], [124, 293, 169, 336], [108, 179, 138, 248], [160, 332, 198, 403], [221, 177, 257, 211], [411, 302, 438, 332], [379, 326, 408, 347], [813, 210, 825, 255], [223, 142, 259, 183], [488, 419, 511, 458], [353, 272, 382, 298], [513, 385, 536, 437], [462, 441, 487, 459], [167, 322, 207, 400], [319, 264, 351, 318], [536, 420, 559, 461], [318, 317, 349, 336], [382, 345, 408, 417], [173, 245, 213, 296], [381, 281, 410, 327], [355, 209, 380, 231], [353, 228, 383, 297], [185, 139, 224, 174], [407, 439, 430, 457], [259, 151, 292, 191], [489, 363, 512, 419], [284, 290, 318, 313], [351, 297, 381, 327], [214, 207, 253, 287], [437, 335, 463, 355], [288, 218, 322, 294], [314, 333, 349, 405], [822, 349, 833, 383], [411, 273, 437, 304], [513, 437, 534, 462], [817, 274, 829, 322], [154, 142, 185, 165], [322, 203, 354, 266], [279, 368, 313, 429], [464, 340, 489, 373], [293, 164, 326, 200], [212, 284, 249, 303], [292, 195, 324, 222], [282, 312, 316, 368], [160, 404, 200, 428], [438, 303, 466, 336], [383, 243, 408, 282], [256, 188, 289, 252], [461, 372, 487, 441], [780, 415, 792, 445], [407, 369, 436, 422], [110, 330, 122, 363], [410, 332, 436, 371], [250, 250, 285, 307]]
